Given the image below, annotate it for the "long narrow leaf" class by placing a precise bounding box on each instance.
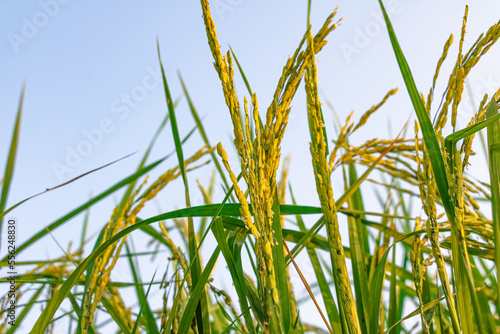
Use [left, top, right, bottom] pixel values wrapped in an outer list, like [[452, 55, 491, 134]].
[[0, 86, 24, 253], [158, 42, 210, 333], [270, 192, 291, 333]]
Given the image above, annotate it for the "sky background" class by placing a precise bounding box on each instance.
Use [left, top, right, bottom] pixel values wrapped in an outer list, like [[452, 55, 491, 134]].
[[1, 0, 500, 332]]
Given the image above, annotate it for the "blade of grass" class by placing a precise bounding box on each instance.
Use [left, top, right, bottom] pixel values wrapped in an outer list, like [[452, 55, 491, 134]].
[[178, 72, 235, 203], [0, 86, 24, 253], [471, 257, 496, 334], [377, 0, 453, 218], [0, 152, 136, 221], [388, 236, 398, 334], [227, 47, 264, 132], [348, 164, 370, 260], [270, 192, 291, 333], [30, 206, 201, 331], [228, 48, 252, 97], [378, 2, 483, 332], [290, 185, 342, 332], [79, 196, 92, 259], [177, 246, 220, 333], [125, 241, 159, 334], [6, 283, 44, 334], [220, 308, 251, 334], [211, 217, 256, 334], [67, 292, 97, 334], [384, 295, 446, 334], [306, 0, 311, 28], [131, 269, 158, 334], [114, 103, 170, 221], [158, 41, 210, 334], [283, 240, 333, 334], [100, 295, 132, 334], [244, 276, 265, 326], [368, 228, 438, 334], [486, 99, 500, 322], [0, 154, 167, 264], [345, 167, 370, 334], [163, 172, 240, 331]]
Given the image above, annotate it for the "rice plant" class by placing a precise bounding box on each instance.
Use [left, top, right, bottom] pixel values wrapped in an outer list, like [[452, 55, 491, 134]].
[[1, 0, 500, 333]]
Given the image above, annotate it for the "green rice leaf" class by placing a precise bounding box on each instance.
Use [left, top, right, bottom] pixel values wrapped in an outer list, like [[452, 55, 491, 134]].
[[126, 242, 159, 334], [211, 217, 256, 333], [131, 268, 158, 334], [6, 283, 44, 334], [0, 155, 167, 264], [486, 99, 500, 314], [271, 192, 291, 333], [291, 185, 341, 333], [384, 295, 446, 334], [158, 41, 210, 334], [0, 86, 24, 252], [346, 167, 370, 333], [100, 296, 132, 334], [177, 246, 220, 333], [378, 2, 485, 332], [377, 0, 454, 220]]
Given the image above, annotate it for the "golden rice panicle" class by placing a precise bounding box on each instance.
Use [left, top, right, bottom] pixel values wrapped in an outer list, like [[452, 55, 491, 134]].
[[201, 2, 343, 328], [80, 146, 213, 333], [276, 154, 300, 321], [351, 88, 398, 134], [251, 93, 261, 169], [216, 142, 260, 239], [305, 34, 360, 334], [242, 97, 252, 161], [134, 145, 212, 214], [434, 7, 468, 132], [81, 185, 139, 333], [90, 148, 212, 309], [450, 66, 465, 129], [460, 92, 490, 169], [196, 178, 212, 205], [329, 110, 354, 170], [200, 0, 246, 157], [451, 6, 467, 129], [449, 6, 468, 130], [209, 285, 248, 332], [410, 217, 430, 333], [438, 6, 500, 132], [462, 13, 500, 76], [278, 155, 290, 208], [158, 222, 191, 289], [264, 8, 340, 144], [427, 34, 454, 113], [105, 287, 134, 329], [200, 0, 225, 77]]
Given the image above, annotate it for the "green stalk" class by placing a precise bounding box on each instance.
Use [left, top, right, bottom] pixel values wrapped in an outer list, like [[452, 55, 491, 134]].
[[486, 100, 500, 319]]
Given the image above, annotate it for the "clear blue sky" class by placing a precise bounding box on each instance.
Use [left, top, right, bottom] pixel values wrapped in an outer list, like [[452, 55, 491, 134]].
[[1, 0, 499, 331]]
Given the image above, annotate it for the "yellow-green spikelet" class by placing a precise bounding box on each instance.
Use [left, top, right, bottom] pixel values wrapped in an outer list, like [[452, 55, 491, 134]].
[[305, 33, 361, 334]]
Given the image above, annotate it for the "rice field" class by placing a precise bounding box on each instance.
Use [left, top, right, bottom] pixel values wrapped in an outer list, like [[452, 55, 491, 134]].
[[1, 0, 500, 333]]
